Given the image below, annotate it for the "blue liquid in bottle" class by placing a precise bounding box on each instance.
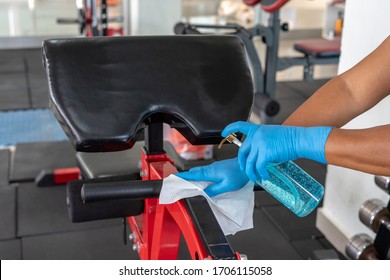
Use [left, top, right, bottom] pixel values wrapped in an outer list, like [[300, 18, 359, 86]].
[[220, 134, 324, 217], [259, 161, 324, 217]]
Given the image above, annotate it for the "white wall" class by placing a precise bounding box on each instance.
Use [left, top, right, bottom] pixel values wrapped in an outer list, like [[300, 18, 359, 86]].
[[281, 0, 328, 30], [130, 0, 181, 35], [316, 0, 390, 257], [0, 0, 78, 37]]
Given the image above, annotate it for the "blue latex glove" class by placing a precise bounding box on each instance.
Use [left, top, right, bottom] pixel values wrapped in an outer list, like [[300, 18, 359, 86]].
[[222, 122, 333, 182], [176, 158, 250, 197]]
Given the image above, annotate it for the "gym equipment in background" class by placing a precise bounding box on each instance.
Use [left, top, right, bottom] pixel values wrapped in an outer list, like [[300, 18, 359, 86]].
[[175, 0, 340, 123], [56, 0, 124, 37], [346, 176, 390, 260]]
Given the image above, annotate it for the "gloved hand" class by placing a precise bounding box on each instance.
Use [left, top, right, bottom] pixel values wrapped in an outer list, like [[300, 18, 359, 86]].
[[176, 158, 250, 197], [222, 122, 333, 182]]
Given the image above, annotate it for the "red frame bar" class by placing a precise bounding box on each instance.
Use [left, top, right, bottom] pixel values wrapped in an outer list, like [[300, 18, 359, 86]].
[[127, 151, 211, 260], [53, 167, 81, 185]]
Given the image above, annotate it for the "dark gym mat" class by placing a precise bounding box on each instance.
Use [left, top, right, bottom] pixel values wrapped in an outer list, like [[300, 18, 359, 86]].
[[17, 182, 122, 237], [0, 52, 25, 73], [0, 239, 22, 260], [255, 190, 280, 208], [272, 97, 307, 125], [262, 205, 323, 241], [22, 226, 137, 260], [0, 72, 28, 91], [0, 71, 30, 110], [23, 48, 44, 70], [311, 249, 341, 260], [290, 238, 325, 259], [0, 149, 10, 188], [317, 236, 338, 250], [0, 72, 30, 109], [275, 82, 304, 100], [10, 141, 76, 182], [0, 89, 30, 111], [272, 80, 330, 125], [30, 86, 49, 108], [28, 70, 49, 108], [227, 208, 301, 260], [282, 79, 329, 99], [0, 188, 16, 240], [28, 71, 47, 88]]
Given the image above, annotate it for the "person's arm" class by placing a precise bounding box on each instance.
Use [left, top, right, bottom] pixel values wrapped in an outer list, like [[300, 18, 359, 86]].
[[326, 125, 390, 175], [284, 35, 390, 175], [176, 36, 390, 196]]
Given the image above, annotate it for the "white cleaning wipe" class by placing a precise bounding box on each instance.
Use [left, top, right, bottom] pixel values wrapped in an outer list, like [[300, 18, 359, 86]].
[[159, 174, 254, 235]]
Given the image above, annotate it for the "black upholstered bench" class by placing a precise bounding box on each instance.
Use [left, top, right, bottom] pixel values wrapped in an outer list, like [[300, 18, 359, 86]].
[[42, 35, 254, 260]]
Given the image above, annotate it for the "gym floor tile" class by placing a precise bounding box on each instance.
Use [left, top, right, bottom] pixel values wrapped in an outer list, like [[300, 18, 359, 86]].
[[0, 89, 30, 110], [282, 79, 328, 98], [10, 141, 77, 182], [261, 206, 323, 241], [28, 71, 47, 88], [255, 190, 280, 208], [275, 82, 303, 99], [30, 86, 49, 108], [17, 182, 122, 237], [227, 209, 302, 260], [0, 149, 10, 188], [0, 188, 16, 240], [22, 226, 137, 260], [0, 56, 25, 74], [0, 239, 22, 260], [24, 49, 44, 70], [317, 236, 338, 250], [290, 238, 325, 259], [271, 97, 307, 124], [0, 72, 28, 91]]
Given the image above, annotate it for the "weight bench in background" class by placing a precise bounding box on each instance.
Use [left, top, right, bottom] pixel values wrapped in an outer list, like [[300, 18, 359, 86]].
[[287, 38, 341, 81], [42, 35, 254, 260], [243, 0, 341, 82]]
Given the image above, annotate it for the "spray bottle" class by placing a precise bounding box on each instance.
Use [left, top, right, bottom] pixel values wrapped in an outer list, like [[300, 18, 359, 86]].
[[219, 133, 324, 217]]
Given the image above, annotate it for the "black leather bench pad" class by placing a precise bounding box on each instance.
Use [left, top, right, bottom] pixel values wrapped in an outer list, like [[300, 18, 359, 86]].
[[42, 36, 253, 152]]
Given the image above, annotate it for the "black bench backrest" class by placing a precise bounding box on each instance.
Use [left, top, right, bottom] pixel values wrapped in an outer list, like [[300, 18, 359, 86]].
[[42, 36, 253, 152]]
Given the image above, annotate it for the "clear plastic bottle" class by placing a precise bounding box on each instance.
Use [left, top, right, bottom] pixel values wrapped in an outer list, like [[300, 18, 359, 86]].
[[260, 161, 324, 217], [220, 134, 325, 217]]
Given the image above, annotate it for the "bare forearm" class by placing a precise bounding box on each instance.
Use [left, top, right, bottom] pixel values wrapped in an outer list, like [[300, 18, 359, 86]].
[[283, 75, 366, 127], [325, 125, 390, 175], [284, 35, 390, 128]]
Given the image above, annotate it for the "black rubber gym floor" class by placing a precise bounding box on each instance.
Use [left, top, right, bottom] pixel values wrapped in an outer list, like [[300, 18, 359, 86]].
[[0, 48, 341, 260], [10, 141, 76, 183]]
